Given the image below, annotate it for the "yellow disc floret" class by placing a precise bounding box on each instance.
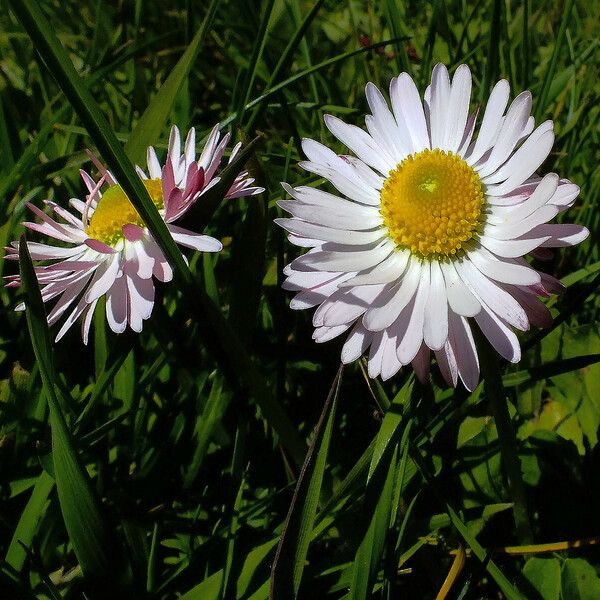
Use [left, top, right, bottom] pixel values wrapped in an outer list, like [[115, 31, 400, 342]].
[[86, 179, 164, 245], [380, 149, 485, 259]]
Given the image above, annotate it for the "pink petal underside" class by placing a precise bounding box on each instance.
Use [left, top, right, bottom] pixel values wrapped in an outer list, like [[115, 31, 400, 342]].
[[161, 159, 177, 201], [46, 276, 90, 326], [26, 203, 82, 238], [38, 260, 99, 273], [122, 223, 145, 242], [184, 162, 200, 194], [85, 149, 116, 185], [165, 187, 184, 222], [55, 295, 91, 343], [44, 201, 83, 227], [411, 343, 431, 384], [85, 238, 118, 254], [204, 135, 229, 182]]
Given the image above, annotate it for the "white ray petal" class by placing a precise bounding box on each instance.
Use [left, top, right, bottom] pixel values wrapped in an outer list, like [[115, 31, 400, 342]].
[[444, 64, 472, 152], [475, 305, 521, 363], [466, 80, 510, 165], [390, 72, 430, 152], [339, 250, 409, 287], [275, 218, 385, 246], [423, 260, 448, 350], [429, 64, 451, 148], [439, 261, 481, 317], [476, 91, 532, 178], [363, 258, 422, 331], [454, 258, 528, 330], [468, 248, 541, 285], [397, 263, 430, 363]]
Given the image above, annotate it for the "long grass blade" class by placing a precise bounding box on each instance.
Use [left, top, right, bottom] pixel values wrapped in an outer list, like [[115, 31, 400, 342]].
[[124, 0, 221, 164], [8, 0, 189, 278], [4, 472, 54, 572], [270, 366, 343, 599], [19, 236, 130, 589], [534, 0, 575, 120]]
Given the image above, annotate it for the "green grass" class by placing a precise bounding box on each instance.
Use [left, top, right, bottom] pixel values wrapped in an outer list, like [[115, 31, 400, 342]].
[[0, 0, 599, 598]]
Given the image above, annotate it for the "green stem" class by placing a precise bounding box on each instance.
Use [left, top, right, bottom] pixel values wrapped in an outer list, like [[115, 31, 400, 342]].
[[481, 346, 533, 545]]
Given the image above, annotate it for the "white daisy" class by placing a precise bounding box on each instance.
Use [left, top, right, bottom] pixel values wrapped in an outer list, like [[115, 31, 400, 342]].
[[6, 124, 263, 343], [277, 64, 588, 391]]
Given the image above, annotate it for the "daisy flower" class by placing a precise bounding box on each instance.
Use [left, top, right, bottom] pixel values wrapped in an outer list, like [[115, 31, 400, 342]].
[[277, 64, 588, 391], [6, 124, 263, 343]]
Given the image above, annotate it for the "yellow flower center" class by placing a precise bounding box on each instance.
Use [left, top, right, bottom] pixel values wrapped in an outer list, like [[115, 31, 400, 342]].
[[85, 179, 164, 245], [380, 149, 485, 259]]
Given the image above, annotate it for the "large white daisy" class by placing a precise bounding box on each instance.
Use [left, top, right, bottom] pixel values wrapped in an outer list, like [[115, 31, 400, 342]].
[[6, 124, 263, 343], [277, 64, 588, 391]]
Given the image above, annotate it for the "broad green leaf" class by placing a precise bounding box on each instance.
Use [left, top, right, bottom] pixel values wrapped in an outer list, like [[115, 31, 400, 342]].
[[19, 237, 131, 588], [523, 557, 561, 600], [542, 324, 600, 448], [124, 0, 221, 164], [270, 366, 343, 599], [561, 558, 600, 600], [457, 415, 493, 448]]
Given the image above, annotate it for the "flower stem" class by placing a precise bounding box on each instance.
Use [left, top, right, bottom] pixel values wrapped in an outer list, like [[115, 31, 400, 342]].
[[481, 345, 534, 545]]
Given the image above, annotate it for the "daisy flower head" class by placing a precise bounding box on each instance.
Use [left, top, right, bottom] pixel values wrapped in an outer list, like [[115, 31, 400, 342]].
[[277, 64, 588, 391], [6, 124, 263, 343]]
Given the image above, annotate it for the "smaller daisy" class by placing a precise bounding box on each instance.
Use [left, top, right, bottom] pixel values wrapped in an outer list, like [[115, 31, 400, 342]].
[[5, 124, 263, 343]]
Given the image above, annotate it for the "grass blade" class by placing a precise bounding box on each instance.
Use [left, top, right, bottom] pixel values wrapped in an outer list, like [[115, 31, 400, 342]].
[[8, 0, 189, 279], [534, 0, 575, 120], [236, 0, 276, 126], [244, 0, 327, 131], [270, 366, 343, 599], [124, 0, 221, 164], [0, 104, 69, 210], [4, 472, 54, 572], [183, 374, 229, 489], [480, 0, 502, 101], [411, 446, 526, 600], [349, 378, 414, 598], [503, 353, 600, 387], [18, 236, 130, 589], [349, 444, 398, 600], [221, 37, 409, 129]]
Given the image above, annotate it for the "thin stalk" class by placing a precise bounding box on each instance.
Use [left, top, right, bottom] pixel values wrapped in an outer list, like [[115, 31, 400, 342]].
[[481, 344, 533, 544]]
